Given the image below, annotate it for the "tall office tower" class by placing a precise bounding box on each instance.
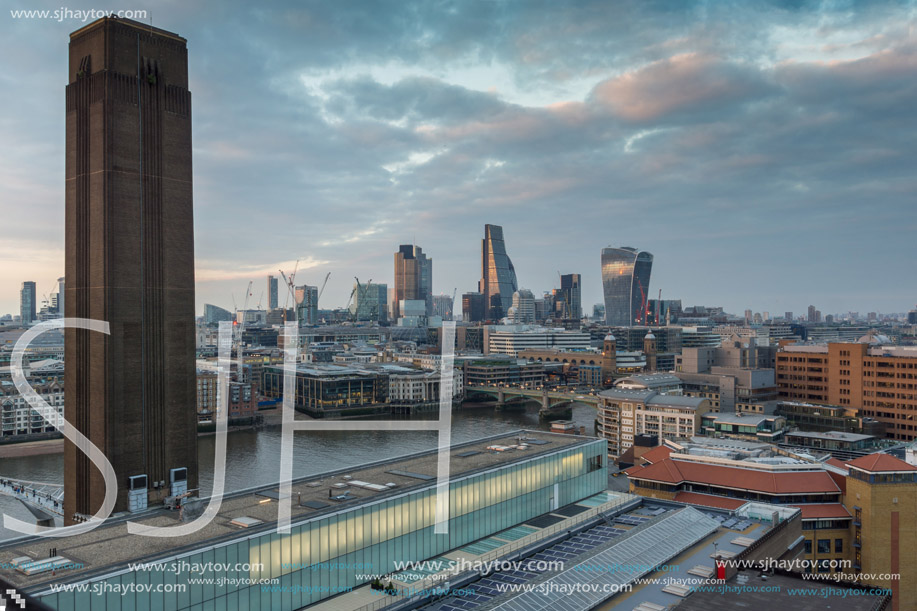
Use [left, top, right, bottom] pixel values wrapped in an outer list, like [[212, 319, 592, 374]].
[[64, 18, 197, 523], [295, 285, 319, 325], [462, 292, 485, 323], [393, 245, 432, 319], [19, 281, 37, 325], [807, 305, 817, 322], [785, 311, 793, 321], [509, 289, 535, 323], [560, 273, 582, 320], [601, 247, 653, 327], [267, 275, 279, 310], [479, 224, 518, 320]]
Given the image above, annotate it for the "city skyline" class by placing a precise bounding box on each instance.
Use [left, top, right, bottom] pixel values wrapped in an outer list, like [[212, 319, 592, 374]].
[[1, 1, 915, 317]]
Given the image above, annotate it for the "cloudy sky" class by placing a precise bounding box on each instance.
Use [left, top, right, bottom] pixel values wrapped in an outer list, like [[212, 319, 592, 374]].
[[2, 0, 915, 318]]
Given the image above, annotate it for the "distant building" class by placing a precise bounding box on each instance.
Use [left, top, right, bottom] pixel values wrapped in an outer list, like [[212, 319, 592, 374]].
[[601, 247, 653, 326], [559, 273, 582, 320], [462, 292, 486, 323], [51, 277, 65, 315], [295, 285, 319, 325], [203, 304, 233, 324], [19, 281, 36, 325], [394, 245, 432, 318], [432, 294, 454, 320], [908, 307, 917, 325], [509, 289, 535, 324], [487, 325, 592, 356], [479, 224, 518, 320], [351, 281, 388, 323], [267, 275, 279, 310], [592, 303, 605, 321]]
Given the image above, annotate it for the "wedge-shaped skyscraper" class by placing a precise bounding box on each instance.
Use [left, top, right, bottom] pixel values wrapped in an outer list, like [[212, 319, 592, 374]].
[[601, 246, 653, 326]]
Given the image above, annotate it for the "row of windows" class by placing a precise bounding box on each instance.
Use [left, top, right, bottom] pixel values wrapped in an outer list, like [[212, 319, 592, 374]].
[[41, 442, 608, 611]]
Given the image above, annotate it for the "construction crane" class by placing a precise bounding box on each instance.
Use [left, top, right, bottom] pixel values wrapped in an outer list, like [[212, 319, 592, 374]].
[[278, 258, 300, 324], [235, 280, 253, 357], [317, 272, 331, 304], [350, 277, 374, 323]]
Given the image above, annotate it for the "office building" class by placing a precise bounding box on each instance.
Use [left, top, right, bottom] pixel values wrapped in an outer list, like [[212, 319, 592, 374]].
[[509, 289, 535, 323], [777, 341, 917, 440], [908, 308, 917, 325], [601, 246, 653, 326], [462, 292, 485, 323], [19, 281, 36, 325], [487, 325, 592, 356], [559, 273, 582, 320], [393, 244, 432, 319], [50, 277, 65, 315], [64, 17, 198, 521], [479, 224, 518, 320], [294, 285, 319, 326], [203, 303, 233, 324], [267, 275, 279, 310], [432, 294, 453, 320], [351, 281, 388, 323], [597, 388, 710, 458]]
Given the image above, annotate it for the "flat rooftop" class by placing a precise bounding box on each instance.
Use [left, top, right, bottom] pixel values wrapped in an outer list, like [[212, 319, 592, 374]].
[[0, 430, 592, 592], [673, 571, 887, 611]]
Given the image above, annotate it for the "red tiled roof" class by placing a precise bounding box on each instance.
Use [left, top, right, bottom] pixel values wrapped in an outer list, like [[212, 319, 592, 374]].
[[673, 492, 747, 510], [626, 458, 841, 495], [825, 457, 849, 471], [791, 504, 852, 519], [639, 445, 673, 465], [846, 453, 917, 473]]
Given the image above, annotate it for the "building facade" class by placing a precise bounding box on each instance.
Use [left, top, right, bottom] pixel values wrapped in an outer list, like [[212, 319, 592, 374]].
[[394, 245, 432, 319], [598, 388, 710, 459], [64, 17, 198, 521], [777, 342, 917, 440], [479, 224, 518, 320], [601, 247, 653, 327], [19, 281, 36, 325]]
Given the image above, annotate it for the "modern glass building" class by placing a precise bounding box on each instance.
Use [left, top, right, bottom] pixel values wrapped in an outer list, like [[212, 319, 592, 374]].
[[21, 432, 607, 611], [601, 247, 653, 327], [394, 245, 432, 319], [479, 224, 518, 320]]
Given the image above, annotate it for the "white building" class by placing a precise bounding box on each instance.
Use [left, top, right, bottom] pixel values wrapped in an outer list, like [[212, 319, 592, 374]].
[[487, 325, 591, 356], [0, 375, 64, 439], [597, 388, 711, 459], [508, 289, 535, 324]]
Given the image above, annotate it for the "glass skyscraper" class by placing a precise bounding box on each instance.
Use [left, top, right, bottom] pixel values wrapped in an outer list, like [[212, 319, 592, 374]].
[[601, 247, 653, 326], [479, 224, 518, 320]]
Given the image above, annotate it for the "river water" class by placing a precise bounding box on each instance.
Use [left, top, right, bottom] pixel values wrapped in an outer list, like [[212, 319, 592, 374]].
[[0, 402, 598, 541]]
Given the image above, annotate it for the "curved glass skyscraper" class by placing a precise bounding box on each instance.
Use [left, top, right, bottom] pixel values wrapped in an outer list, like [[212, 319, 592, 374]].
[[479, 224, 518, 319], [601, 247, 653, 326]]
